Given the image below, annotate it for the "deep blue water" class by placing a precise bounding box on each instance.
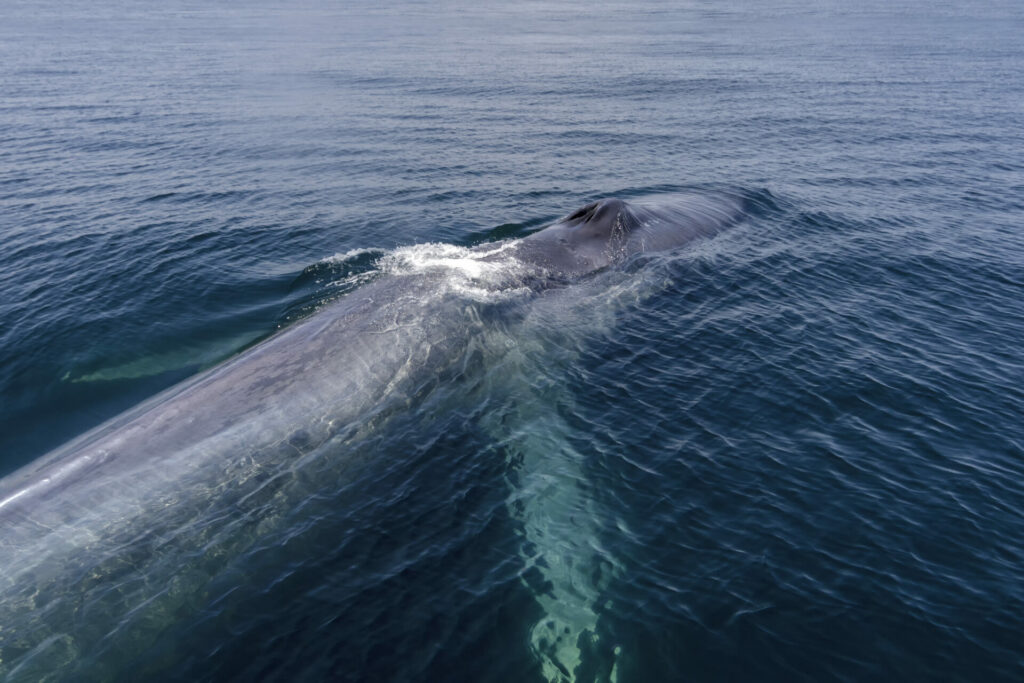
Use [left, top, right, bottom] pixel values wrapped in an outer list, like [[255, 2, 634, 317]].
[[2, 0, 1024, 680]]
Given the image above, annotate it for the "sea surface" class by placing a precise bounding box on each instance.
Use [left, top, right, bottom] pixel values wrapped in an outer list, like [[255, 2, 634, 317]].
[[2, 0, 1023, 681]]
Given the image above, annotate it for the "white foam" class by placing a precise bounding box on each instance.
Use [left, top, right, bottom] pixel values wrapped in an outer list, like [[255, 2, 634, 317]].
[[377, 241, 534, 303]]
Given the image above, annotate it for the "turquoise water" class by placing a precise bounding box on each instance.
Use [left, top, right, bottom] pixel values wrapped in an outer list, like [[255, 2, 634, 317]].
[[1, 1, 1023, 680]]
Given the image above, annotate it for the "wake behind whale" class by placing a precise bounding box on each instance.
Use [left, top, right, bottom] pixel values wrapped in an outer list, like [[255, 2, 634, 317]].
[[0, 192, 747, 682]]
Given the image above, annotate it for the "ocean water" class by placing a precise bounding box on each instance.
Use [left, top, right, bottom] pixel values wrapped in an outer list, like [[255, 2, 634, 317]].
[[2, 0, 1023, 680]]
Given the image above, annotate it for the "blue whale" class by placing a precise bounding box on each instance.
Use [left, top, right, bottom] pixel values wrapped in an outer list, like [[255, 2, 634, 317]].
[[0, 192, 744, 681]]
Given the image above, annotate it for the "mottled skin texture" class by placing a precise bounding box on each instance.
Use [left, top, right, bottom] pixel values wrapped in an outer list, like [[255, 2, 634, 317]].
[[0, 193, 744, 679]]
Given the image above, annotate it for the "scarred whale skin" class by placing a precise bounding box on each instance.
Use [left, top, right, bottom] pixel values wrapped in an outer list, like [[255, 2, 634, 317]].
[[0, 192, 744, 680]]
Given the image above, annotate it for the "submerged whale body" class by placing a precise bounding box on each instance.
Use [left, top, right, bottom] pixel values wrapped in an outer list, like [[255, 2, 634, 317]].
[[0, 192, 745, 681]]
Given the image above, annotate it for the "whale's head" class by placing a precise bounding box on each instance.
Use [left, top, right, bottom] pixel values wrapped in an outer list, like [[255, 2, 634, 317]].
[[514, 198, 637, 277], [515, 193, 742, 277]]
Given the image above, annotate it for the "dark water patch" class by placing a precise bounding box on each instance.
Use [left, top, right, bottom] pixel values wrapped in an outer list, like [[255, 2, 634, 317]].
[[142, 191, 179, 202], [82, 113, 145, 124]]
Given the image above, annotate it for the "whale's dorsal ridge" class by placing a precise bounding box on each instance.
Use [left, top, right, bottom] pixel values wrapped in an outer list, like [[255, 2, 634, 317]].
[[514, 193, 740, 277], [566, 197, 628, 224]]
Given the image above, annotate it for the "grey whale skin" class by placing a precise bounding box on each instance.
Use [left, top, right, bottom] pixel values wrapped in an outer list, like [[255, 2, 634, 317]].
[[0, 192, 743, 679]]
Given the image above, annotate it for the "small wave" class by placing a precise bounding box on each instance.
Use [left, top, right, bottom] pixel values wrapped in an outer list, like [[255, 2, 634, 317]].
[[292, 248, 386, 290], [322, 247, 388, 264]]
